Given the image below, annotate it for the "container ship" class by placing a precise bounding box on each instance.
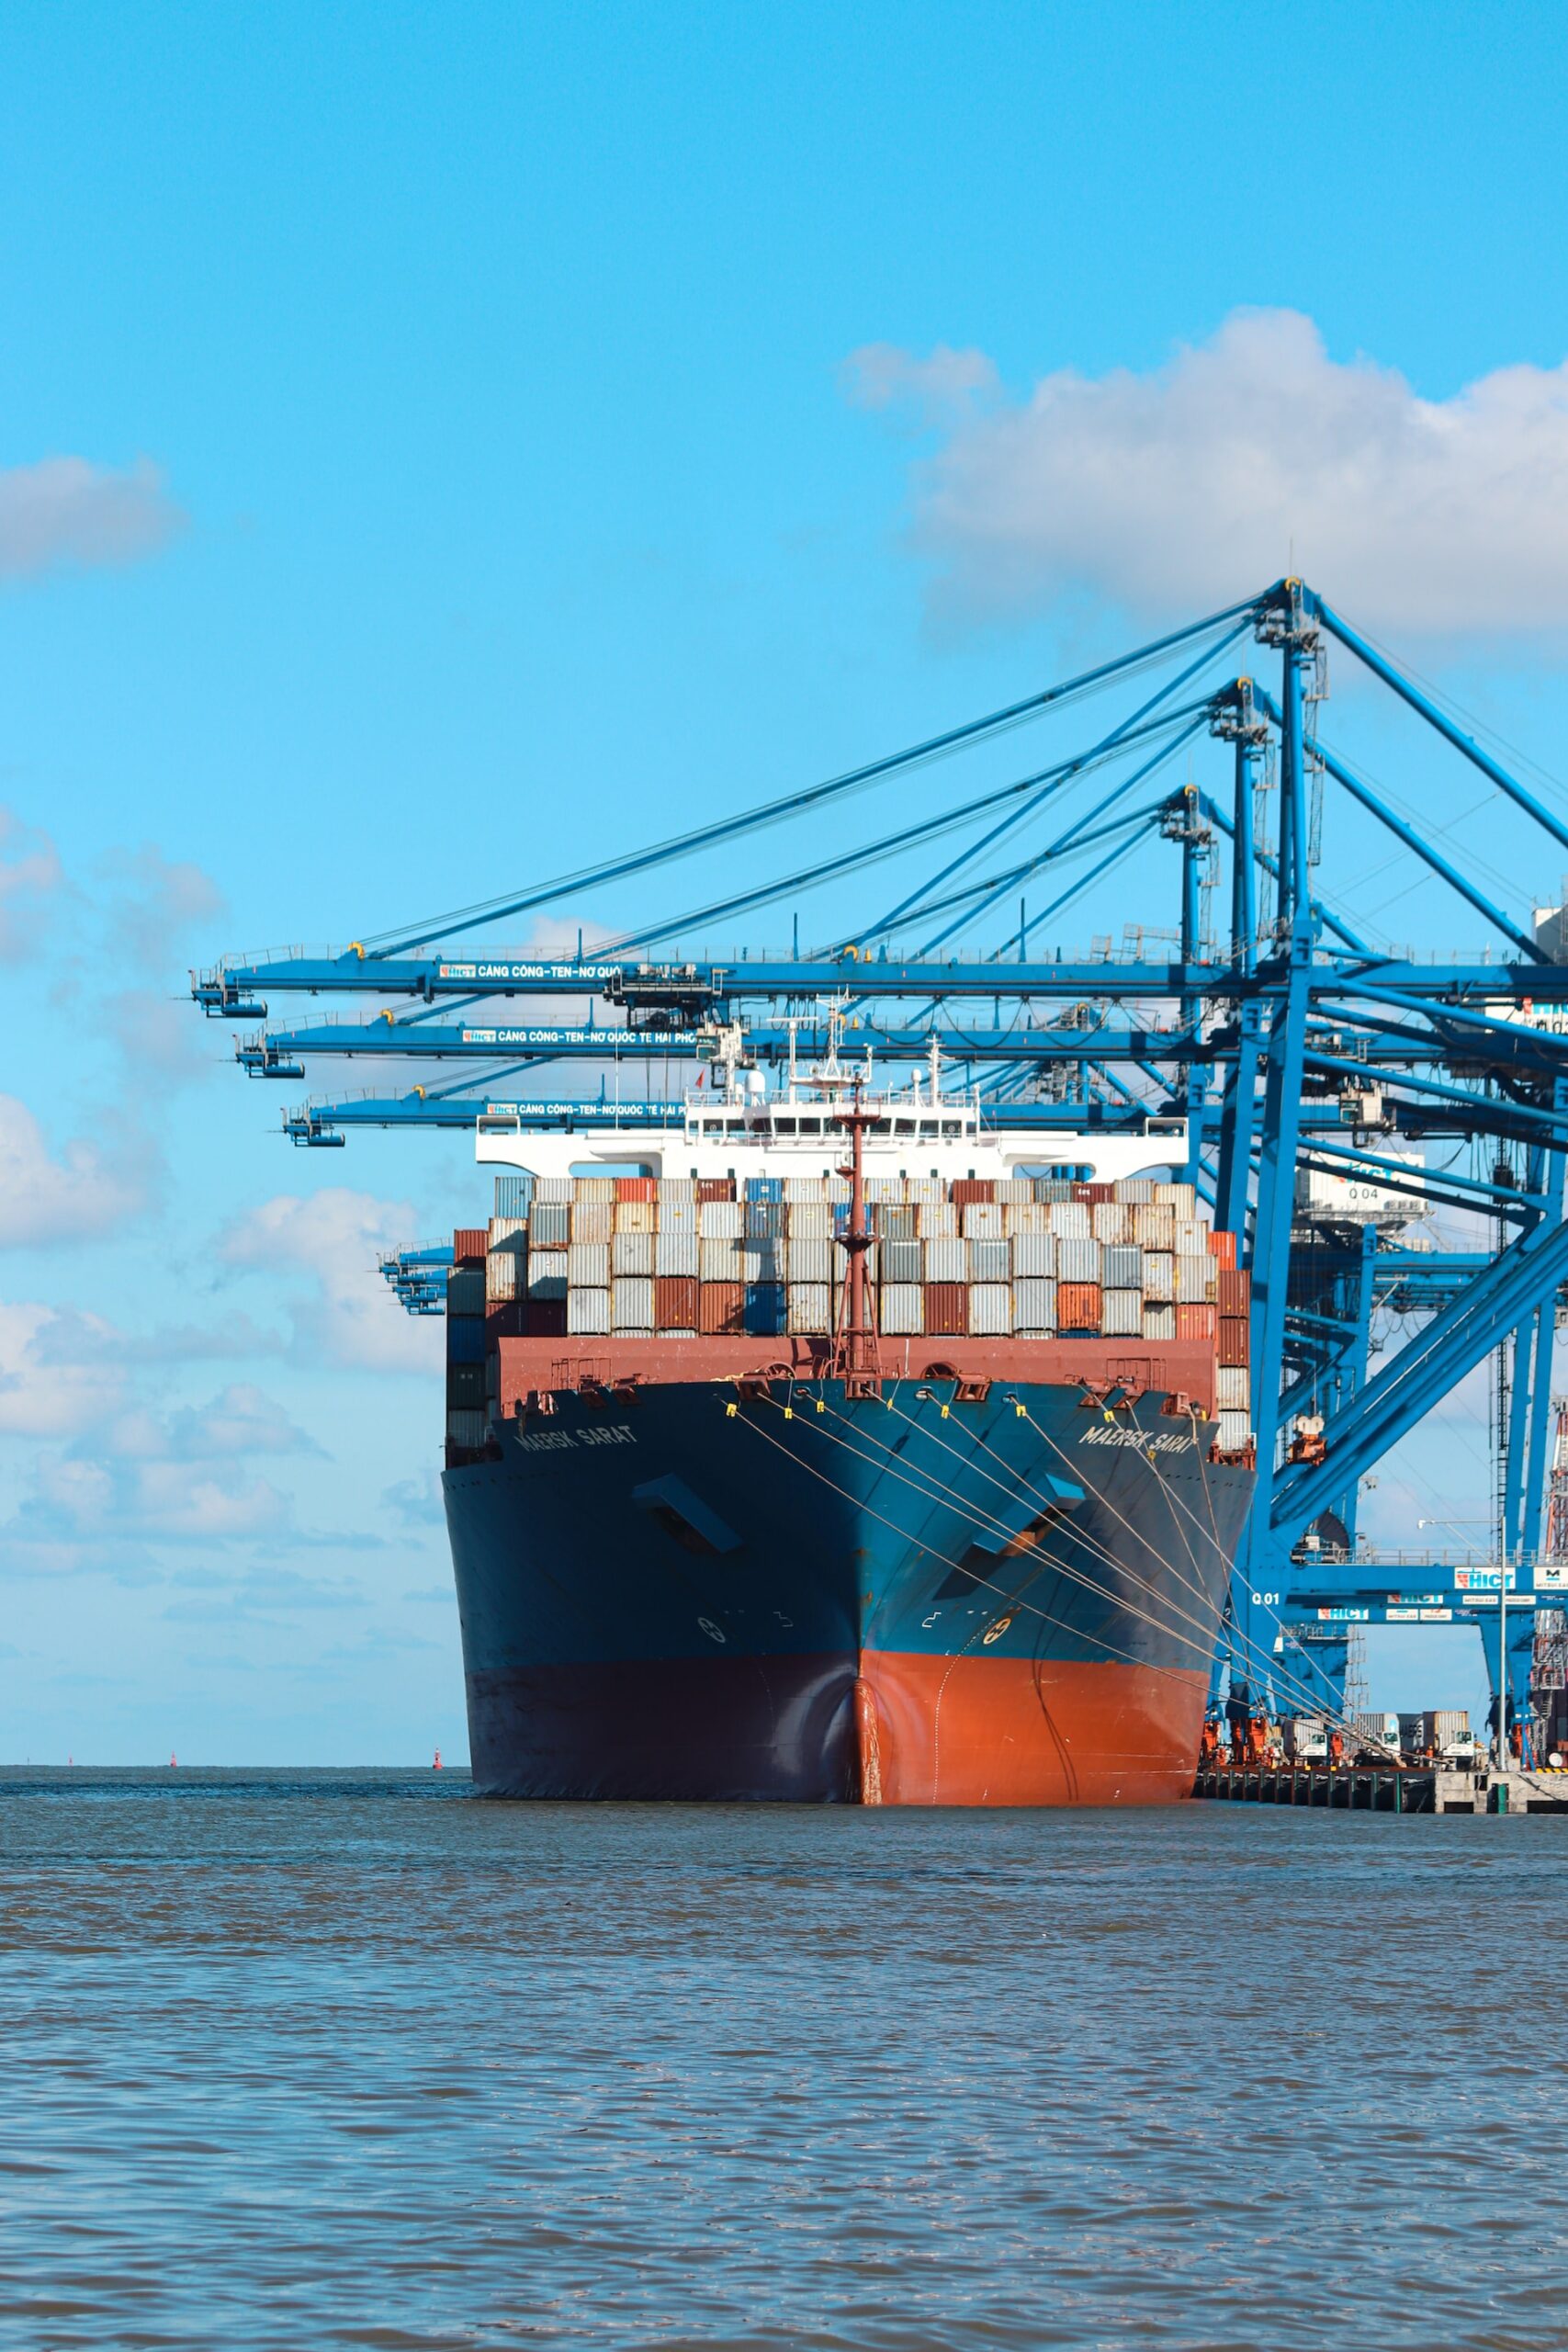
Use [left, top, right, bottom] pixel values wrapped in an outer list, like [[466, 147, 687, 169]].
[[438, 1028, 1257, 1804]]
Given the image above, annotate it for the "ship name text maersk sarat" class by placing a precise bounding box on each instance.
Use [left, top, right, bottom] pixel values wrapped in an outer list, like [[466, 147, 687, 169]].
[[440, 1069, 1254, 1805]]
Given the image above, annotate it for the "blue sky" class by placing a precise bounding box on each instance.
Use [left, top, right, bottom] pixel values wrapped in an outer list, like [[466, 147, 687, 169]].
[[5, 0, 1568, 1758]]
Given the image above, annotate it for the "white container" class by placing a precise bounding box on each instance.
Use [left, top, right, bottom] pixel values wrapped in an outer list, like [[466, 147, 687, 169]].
[[925, 1236, 965, 1284], [962, 1202, 1005, 1239], [698, 1200, 741, 1238], [1014, 1277, 1056, 1332], [655, 1230, 699, 1276], [1102, 1287, 1142, 1336], [567, 1286, 611, 1335], [612, 1229, 655, 1276], [1215, 1409, 1252, 1453], [1091, 1202, 1129, 1244], [699, 1235, 741, 1281], [570, 1204, 613, 1245], [567, 1241, 610, 1288], [1142, 1301, 1176, 1340], [968, 1282, 1013, 1336], [1175, 1253, 1213, 1304], [1056, 1236, 1101, 1284], [525, 1250, 568, 1300], [916, 1204, 958, 1239], [1047, 1201, 1091, 1240], [613, 1277, 656, 1329], [879, 1283, 924, 1335], [1133, 1204, 1176, 1250], [1216, 1365, 1251, 1413], [787, 1282, 832, 1332], [1012, 1231, 1055, 1278], [1141, 1250, 1175, 1302]]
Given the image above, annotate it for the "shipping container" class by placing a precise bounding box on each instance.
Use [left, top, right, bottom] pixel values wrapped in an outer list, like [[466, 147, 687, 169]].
[[613, 1277, 656, 1331], [447, 1269, 485, 1317], [968, 1282, 1013, 1336], [526, 1249, 568, 1300], [655, 1274, 699, 1329], [446, 1361, 485, 1408], [744, 1282, 787, 1336], [699, 1282, 745, 1336], [1057, 1236, 1102, 1284], [924, 1281, 967, 1335], [567, 1241, 610, 1289], [655, 1230, 699, 1276], [1175, 1253, 1213, 1304], [1101, 1288, 1142, 1337], [924, 1236, 965, 1284], [567, 1287, 611, 1335], [1218, 1315, 1249, 1366], [968, 1237, 1010, 1283], [1014, 1277, 1056, 1331], [1102, 1243, 1143, 1289], [453, 1227, 487, 1266], [1176, 1303, 1216, 1340], [612, 1229, 655, 1277], [882, 1238, 922, 1284], [531, 1201, 570, 1248], [880, 1283, 924, 1335], [1057, 1281, 1102, 1332], [1215, 1408, 1251, 1453], [1142, 1302, 1176, 1341], [787, 1282, 832, 1333]]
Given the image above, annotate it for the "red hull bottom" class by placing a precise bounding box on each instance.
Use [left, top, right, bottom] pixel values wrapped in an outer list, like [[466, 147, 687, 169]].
[[466, 1652, 1206, 1805]]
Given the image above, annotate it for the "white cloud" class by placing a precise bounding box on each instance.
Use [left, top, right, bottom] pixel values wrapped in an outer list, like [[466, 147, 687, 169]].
[[220, 1188, 444, 1374], [0, 809, 65, 960], [0, 1302, 128, 1436], [0, 455, 185, 583], [853, 310, 1568, 636], [0, 1092, 141, 1247]]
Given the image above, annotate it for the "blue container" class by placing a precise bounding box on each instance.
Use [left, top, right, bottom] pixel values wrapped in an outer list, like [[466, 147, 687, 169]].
[[446, 1314, 486, 1365], [744, 1283, 787, 1335]]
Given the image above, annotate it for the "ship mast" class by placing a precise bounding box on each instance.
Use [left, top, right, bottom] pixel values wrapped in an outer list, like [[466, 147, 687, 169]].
[[830, 1083, 881, 1397]]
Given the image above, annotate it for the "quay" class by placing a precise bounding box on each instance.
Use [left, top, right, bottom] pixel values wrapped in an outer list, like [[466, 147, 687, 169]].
[[1192, 1764, 1568, 1815]]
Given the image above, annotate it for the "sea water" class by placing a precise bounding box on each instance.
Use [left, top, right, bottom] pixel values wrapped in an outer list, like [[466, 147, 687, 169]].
[[1, 1769, 1562, 2349]]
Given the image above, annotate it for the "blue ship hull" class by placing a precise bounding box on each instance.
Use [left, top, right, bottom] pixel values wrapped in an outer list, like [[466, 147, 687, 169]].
[[444, 1376, 1253, 1804]]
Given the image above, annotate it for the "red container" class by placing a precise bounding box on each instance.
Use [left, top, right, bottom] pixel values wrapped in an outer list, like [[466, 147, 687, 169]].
[[1211, 1229, 1237, 1270], [453, 1227, 487, 1266], [1057, 1280, 1102, 1330], [1218, 1315, 1250, 1367], [524, 1298, 568, 1337], [616, 1176, 657, 1203], [697, 1177, 734, 1203], [699, 1280, 745, 1335], [656, 1274, 700, 1329], [924, 1282, 967, 1335], [1216, 1268, 1250, 1318], [1176, 1302, 1216, 1341], [952, 1180, 996, 1209]]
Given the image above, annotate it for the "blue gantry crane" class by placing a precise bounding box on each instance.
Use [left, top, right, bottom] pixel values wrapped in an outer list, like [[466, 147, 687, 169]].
[[194, 577, 1568, 1753]]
